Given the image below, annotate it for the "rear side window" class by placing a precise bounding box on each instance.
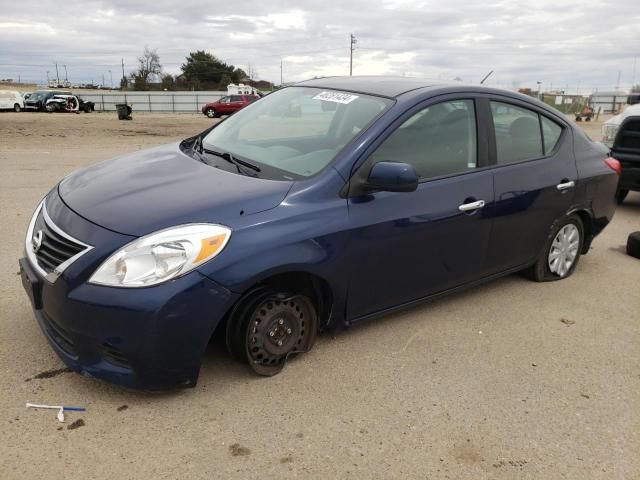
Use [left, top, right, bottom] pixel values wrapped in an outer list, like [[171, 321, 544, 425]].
[[369, 99, 477, 179], [541, 116, 562, 153], [490, 102, 543, 164]]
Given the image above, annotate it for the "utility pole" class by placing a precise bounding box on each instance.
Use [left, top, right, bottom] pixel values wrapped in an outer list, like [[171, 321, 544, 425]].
[[102, 74, 105, 88], [63, 64, 68, 81], [633, 56, 638, 90], [280, 60, 283, 86], [46, 71, 50, 84], [55, 63, 60, 86], [109, 70, 113, 88], [615, 69, 621, 91], [121, 58, 126, 89], [349, 33, 357, 76]]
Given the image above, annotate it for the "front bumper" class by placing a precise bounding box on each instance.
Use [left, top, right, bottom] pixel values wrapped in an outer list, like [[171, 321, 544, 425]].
[[19, 194, 239, 389]]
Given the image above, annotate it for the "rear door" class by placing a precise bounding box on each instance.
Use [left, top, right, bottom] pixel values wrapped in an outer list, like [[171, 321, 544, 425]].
[[484, 97, 578, 273]]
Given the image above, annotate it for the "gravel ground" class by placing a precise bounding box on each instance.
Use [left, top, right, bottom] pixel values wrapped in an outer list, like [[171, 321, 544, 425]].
[[0, 112, 639, 479]]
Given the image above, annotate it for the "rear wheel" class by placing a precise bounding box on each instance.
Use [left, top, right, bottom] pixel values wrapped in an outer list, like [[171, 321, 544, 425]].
[[45, 103, 58, 113], [525, 214, 584, 282], [226, 288, 318, 376], [13, 103, 21, 112], [616, 189, 629, 204]]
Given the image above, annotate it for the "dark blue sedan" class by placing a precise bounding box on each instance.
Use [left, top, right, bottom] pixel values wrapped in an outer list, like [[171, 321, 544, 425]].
[[20, 76, 620, 389]]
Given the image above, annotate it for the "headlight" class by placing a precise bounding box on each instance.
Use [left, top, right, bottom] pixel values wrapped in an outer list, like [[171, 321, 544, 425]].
[[89, 224, 231, 287], [602, 124, 619, 147]]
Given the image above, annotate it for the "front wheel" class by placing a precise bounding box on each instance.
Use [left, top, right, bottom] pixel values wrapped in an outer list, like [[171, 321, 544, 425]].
[[226, 289, 318, 376], [13, 103, 21, 112], [206, 108, 216, 118], [45, 103, 57, 113], [524, 214, 584, 282]]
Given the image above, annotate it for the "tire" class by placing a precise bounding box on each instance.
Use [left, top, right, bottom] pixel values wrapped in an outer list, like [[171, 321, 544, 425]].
[[45, 103, 57, 113], [13, 103, 21, 112], [627, 232, 640, 259], [226, 288, 318, 376], [206, 108, 216, 118], [524, 214, 584, 282], [616, 189, 629, 204], [83, 105, 91, 113]]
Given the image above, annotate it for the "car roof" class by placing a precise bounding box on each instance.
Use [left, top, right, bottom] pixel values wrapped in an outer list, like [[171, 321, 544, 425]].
[[295, 75, 451, 98]]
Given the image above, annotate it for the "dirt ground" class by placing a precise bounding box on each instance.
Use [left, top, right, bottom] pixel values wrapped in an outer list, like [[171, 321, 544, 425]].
[[0, 112, 638, 479]]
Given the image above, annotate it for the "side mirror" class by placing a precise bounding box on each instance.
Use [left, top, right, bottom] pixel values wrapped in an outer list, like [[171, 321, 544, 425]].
[[366, 161, 419, 193]]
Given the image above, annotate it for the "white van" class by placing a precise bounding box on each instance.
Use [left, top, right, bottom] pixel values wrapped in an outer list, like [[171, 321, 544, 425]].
[[0, 90, 25, 112]]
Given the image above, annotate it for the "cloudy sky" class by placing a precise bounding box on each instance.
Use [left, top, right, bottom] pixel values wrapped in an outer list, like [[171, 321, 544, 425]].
[[1, 0, 638, 92]]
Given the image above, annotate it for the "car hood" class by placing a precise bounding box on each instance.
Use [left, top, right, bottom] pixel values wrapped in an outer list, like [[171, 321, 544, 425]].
[[58, 142, 294, 236], [604, 104, 640, 126]]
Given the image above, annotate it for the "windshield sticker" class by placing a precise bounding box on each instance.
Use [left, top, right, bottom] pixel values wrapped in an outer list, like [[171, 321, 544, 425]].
[[312, 91, 359, 104]]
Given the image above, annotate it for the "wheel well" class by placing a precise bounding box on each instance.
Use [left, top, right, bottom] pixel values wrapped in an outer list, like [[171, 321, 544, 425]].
[[254, 272, 333, 330], [573, 209, 593, 254]]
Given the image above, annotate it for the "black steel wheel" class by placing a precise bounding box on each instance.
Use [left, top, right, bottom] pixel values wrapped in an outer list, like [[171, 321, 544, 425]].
[[226, 289, 318, 376], [13, 103, 21, 112]]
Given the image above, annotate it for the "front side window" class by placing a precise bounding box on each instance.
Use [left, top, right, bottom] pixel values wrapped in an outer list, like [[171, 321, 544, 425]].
[[369, 99, 477, 179], [490, 101, 543, 163], [230, 95, 242, 102], [203, 87, 392, 179]]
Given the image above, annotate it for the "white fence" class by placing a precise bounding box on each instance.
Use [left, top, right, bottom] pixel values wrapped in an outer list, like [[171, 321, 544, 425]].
[[79, 91, 227, 113]]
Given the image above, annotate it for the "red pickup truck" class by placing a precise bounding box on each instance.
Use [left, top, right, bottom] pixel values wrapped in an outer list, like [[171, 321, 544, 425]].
[[201, 94, 259, 118]]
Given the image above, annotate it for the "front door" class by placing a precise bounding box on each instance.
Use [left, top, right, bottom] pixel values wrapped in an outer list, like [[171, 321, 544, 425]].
[[346, 97, 495, 320]]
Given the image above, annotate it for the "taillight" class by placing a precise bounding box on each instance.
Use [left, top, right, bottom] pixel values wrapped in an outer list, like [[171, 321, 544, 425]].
[[604, 157, 622, 175]]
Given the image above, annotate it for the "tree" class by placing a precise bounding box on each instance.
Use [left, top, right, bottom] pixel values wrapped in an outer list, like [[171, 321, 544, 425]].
[[632, 84, 640, 93], [161, 74, 175, 91], [218, 74, 232, 90], [131, 47, 162, 90], [233, 67, 248, 83], [120, 76, 128, 90], [181, 50, 236, 89]]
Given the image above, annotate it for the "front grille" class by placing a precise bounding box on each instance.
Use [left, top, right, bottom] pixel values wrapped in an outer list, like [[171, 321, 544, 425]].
[[30, 204, 90, 275], [43, 314, 77, 357]]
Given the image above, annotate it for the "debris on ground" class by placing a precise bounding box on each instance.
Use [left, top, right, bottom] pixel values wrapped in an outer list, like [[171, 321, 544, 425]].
[[67, 419, 85, 430], [229, 443, 251, 456], [26, 402, 86, 422], [560, 318, 576, 326], [25, 367, 72, 382], [117, 405, 128, 412]]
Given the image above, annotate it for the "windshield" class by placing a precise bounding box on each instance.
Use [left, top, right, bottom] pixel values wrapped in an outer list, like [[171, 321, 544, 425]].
[[29, 91, 48, 101], [202, 87, 392, 179]]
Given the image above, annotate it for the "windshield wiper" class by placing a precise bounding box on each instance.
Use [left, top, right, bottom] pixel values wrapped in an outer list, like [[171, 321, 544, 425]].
[[202, 147, 261, 175]]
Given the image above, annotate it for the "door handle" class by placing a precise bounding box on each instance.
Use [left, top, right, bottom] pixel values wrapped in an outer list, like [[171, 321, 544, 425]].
[[556, 180, 575, 191], [458, 200, 485, 212]]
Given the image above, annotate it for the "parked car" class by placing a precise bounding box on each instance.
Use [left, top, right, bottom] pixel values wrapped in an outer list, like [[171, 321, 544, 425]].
[[603, 104, 640, 202], [201, 94, 259, 118], [45, 94, 95, 113], [24, 90, 72, 111], [20, 77, 620, 389], [0, 90, 25, 112]]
